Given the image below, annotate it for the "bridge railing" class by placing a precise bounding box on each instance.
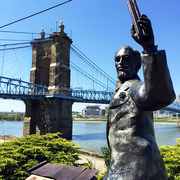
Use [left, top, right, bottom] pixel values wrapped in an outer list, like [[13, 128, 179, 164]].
[[0, 76, 48, 99], [71, 89, 180, 112], [163, 101, 180, 113], [71, 89, 113, 104]]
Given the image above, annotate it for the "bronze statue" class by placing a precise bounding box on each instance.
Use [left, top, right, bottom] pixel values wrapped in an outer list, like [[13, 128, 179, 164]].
[[103, 1, 175, 180]]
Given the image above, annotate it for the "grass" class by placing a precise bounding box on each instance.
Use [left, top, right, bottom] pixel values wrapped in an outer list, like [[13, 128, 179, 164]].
[[154, 118, 178, 124], [73, 118, 107, 122], [73, 117, 179, 124]]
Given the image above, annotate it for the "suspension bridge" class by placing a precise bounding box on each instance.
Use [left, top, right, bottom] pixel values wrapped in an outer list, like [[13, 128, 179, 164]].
[[0, 36, 115, 104], [0, 41, 179, 112], [0, 24, 180, 139], [0, 75, 113, 104]]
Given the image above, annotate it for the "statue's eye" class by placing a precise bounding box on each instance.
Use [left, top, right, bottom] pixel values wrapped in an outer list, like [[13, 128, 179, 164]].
[[115, 57, 120, 62], [124, 55, 130, 60]]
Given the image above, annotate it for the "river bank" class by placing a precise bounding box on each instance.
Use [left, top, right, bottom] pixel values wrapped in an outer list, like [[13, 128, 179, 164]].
[[73, 117, 179, 124], [74, 120, 178, 125], [0, 118, 178, 124]]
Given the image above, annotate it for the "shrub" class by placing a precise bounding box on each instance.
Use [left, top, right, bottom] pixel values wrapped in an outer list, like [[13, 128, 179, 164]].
[[0, 133, 81, 180], [102, 147, 110, 168], [96, 168, 107, 180], [159, 139, 180, 180]]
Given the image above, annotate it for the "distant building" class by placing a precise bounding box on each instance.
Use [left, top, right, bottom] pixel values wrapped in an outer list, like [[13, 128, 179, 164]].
[[153, 95, 180, 117], [81, 105, 101, 117], [154, 109, 166, 117], [99, 109, 105, 116], [154, 108, 176, 117], [72, 111, 80, 116], [176, 95, 180, 103], [105, 106, 109, 115]]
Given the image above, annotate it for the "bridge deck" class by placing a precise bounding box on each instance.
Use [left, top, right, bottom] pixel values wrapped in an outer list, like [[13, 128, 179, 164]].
[[0, 76, 180, 112]]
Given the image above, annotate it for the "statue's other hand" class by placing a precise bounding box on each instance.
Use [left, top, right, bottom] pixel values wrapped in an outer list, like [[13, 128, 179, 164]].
[[131, 14, 155, 50]]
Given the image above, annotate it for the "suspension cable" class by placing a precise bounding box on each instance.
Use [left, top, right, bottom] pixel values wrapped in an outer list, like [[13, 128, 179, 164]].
[[71, 61, 114, 91], [0, 0, 72, 28], [0, 45, 32, 51], [71, 45, 116, 84], [1, 45, 6, 76], [0, 38, 31, 42], [0, 30, 43, 35], [13, 48, 23, 79], [0, 42, 31, 47]]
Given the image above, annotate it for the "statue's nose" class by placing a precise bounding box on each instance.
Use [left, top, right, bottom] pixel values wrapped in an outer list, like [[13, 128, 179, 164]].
[[119, 58, 124, 65]]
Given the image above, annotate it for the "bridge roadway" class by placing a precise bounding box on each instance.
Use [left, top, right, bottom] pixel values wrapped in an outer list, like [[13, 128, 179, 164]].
[[0, 76, 180, 113]]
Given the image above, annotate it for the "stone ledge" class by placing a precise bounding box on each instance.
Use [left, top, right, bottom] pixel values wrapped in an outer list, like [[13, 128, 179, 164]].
[[79, 150, 103, 158]]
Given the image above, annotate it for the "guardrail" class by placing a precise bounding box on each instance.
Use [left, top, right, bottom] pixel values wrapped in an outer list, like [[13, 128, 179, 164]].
[[71, 89, 113, 104], [0, 76, 48, 100]]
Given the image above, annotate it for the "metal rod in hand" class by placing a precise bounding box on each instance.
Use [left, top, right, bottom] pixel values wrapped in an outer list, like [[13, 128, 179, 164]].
[[126, 0, 143, 38]]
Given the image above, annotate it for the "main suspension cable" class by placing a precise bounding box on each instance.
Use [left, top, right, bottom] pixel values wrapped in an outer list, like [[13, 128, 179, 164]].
[[0, 0, 72, 28]]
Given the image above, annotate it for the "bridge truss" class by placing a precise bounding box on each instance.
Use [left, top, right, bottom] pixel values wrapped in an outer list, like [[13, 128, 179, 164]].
[[0, 76, 180, 114], [0, 76, 47, 100], [71, 89, 113, 104], [0, 76, 113, 103]]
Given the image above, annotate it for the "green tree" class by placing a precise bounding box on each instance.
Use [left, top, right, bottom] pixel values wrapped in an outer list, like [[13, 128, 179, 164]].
[[2, 113, 8, 120]]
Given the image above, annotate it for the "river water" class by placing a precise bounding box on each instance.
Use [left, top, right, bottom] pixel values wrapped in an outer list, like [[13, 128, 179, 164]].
[[0, 121, 180, 154]]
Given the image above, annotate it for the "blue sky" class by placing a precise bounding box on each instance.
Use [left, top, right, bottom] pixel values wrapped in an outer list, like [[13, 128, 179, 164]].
[[0, 0, 180, 112]]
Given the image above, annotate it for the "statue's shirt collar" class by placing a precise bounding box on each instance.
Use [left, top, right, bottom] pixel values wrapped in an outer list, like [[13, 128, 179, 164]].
[[109, 80, 134, 109]]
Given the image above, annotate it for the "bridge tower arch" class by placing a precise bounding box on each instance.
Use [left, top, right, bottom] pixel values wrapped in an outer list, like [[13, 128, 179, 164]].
[[23, 22, 73, 139], [38, 57, 51, 87]]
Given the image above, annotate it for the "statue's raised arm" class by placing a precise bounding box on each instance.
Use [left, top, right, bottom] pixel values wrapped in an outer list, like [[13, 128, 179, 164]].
[[127, 0, 175, 110]]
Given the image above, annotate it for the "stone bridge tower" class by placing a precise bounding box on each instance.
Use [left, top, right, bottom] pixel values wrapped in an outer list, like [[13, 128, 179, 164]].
[[23, 22, 73, 139]]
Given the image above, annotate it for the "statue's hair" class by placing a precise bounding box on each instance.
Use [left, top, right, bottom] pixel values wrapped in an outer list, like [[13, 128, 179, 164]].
[[115, 46, 141, 71]]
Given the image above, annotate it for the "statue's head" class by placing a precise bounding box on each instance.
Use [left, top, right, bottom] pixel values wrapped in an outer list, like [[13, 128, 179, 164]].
[[114, 46, 141, 82]]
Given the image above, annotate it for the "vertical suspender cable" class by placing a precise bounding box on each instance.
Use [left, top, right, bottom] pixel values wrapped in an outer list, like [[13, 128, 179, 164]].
[[13, 48, 23, 78], [1, 45, 6, 76]]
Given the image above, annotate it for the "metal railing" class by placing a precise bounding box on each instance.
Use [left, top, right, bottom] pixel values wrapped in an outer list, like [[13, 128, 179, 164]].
[[164, 102, 180, 113], [0, 76, 48, 100], [71, 89, 113, 104]]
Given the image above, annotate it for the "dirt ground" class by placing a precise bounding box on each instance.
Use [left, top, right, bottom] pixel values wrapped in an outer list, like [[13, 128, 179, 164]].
[[77, 153, 106, 173]]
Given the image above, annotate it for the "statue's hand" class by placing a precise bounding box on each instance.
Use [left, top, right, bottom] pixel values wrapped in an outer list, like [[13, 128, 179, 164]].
[[131, 14, 155, 50]]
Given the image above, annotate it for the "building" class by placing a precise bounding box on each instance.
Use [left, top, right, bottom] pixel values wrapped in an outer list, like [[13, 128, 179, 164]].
[[81, 105, 101, 117], [176, 95, 180, 103], [99, 109, 105, 116], [72, 111, 80, 116], [105, 106, 109, 116]]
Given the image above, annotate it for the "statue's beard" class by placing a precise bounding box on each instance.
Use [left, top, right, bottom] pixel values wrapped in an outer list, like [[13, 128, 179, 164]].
[[117, 71, 137, 82], [117, 71, 130, 81]]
